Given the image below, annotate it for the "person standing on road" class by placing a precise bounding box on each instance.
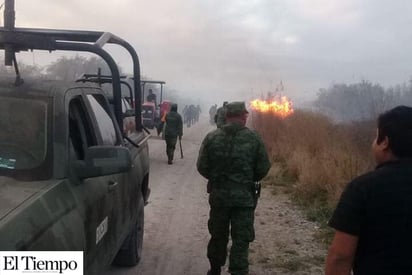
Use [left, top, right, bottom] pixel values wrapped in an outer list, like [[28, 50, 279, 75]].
[[325, 106, 412, 275], [146, 89, 157, 106], [197, 101, 271, 275], [164, 103, 183, 165], [195, 104, 202, 123], [209, 104, 217, 125], [214, 101, 228, 128]]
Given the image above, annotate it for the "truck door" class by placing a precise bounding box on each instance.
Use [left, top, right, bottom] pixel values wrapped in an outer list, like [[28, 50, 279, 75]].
[[67, 94, 116, 272], [84, 93, 132, 255]]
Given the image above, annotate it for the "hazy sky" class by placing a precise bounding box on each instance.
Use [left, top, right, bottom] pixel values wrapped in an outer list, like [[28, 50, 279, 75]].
[[5, 0, 412, 105]]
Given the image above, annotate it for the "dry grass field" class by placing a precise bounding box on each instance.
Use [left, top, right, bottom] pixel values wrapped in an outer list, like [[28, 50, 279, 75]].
[[250, 109, 376, 243]]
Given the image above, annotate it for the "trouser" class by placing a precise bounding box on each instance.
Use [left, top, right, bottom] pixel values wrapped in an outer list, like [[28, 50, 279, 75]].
[[156, 122, 164, 136], [165, 135, 177, 161], [207, 206, 255, 275]]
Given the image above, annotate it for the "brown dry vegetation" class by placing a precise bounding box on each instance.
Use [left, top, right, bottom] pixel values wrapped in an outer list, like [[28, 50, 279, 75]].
[[250, 109, 376, 242]]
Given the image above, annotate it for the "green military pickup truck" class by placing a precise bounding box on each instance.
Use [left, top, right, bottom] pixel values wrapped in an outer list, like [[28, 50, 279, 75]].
[[0, 1, 150, 274]]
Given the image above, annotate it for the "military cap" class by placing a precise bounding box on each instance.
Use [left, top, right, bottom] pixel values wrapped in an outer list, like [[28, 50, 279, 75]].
[[226, 101, 249, 116]]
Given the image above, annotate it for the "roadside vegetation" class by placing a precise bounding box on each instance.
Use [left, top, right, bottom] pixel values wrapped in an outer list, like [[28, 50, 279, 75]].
[[252, 79, 412, 245], [251, 110, 374, 244]]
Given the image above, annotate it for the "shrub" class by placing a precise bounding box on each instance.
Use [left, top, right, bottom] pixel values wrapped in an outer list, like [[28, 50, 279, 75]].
[[251, 109, 374, 206]]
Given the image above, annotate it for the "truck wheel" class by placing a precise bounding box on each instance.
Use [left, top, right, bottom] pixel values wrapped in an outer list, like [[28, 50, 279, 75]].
[[113, 195, 144, 266]]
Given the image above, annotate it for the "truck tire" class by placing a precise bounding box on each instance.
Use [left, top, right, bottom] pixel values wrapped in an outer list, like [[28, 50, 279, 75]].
[[113, 194, 144, 266]]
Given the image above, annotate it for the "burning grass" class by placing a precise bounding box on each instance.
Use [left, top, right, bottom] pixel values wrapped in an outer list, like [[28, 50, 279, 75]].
[[250, 97, 294, 118], [250, 108, 375, 240]]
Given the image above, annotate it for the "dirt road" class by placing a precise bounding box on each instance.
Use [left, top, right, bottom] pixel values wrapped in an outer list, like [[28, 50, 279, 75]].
[[105, 117, 326, 275]]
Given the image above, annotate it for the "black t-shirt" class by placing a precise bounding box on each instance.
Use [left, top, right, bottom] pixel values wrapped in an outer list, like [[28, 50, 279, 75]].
[[329, 159, 412, 275]]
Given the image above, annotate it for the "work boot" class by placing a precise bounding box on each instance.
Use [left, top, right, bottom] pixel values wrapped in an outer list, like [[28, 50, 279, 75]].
[[207, 266, 221, 275]]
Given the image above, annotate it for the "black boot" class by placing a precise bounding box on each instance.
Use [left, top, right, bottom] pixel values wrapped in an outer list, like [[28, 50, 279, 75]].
[[207, 266, 221, 275]]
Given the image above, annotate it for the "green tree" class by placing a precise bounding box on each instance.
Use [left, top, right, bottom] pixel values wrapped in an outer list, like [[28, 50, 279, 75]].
[[0, 57, 43, 78], [46, 55, 119, 81], [316, 80, 393, 122]]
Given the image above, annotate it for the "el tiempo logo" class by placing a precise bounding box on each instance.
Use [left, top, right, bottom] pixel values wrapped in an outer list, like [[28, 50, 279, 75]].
[[0, 252, 83, 274]]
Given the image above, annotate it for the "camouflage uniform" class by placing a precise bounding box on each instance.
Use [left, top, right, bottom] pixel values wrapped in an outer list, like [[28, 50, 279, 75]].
[[197, 102, 271, 275], [214, 102, 228, 128], [164, 104, 183, 164]]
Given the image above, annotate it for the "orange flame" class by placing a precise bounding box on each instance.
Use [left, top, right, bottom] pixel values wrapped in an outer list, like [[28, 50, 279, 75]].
[[250, 96, 294, 118]]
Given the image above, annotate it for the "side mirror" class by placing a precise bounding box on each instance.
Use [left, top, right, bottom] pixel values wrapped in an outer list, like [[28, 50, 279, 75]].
[[74, 146, 131, 179]]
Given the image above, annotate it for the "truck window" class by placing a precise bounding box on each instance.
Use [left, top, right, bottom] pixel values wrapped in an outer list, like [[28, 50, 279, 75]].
[[86, 94, 117, 145], [69, 96, 96, 160], [0, 97, 47, 170], [122, 98, 129, 113]]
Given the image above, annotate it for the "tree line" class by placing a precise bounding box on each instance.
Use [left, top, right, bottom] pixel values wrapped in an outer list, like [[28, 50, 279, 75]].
[[3, 55, 411, 122], [315, 80, 412, 122], [0, 55, 187, 108], [0, 55, 112, 80]]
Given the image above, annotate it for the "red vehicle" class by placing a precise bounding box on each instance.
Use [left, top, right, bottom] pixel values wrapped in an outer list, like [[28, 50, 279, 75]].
[[142, 101, 157, 129], [140, 80, 170, 134], [157, 100, 172, 136]]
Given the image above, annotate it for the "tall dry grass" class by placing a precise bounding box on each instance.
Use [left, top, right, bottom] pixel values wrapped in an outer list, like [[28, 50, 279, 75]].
[[250, 109, 375, 206]]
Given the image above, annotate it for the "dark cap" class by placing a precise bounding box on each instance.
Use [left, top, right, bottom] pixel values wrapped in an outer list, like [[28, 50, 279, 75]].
[[226, 101, 249, 116]]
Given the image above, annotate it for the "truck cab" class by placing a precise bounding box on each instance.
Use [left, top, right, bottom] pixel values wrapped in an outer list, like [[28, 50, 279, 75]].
[[0, 1, 150, 273]]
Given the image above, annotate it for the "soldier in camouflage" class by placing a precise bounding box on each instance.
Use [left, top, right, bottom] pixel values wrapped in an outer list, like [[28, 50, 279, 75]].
[[164, 103, 183, 164], [197, 101, 271, 275], [214, 101, 228, 128]]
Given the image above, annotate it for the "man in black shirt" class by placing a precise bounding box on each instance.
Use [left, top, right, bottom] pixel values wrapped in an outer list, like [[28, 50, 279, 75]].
[[146, 89, 157, 106], [326, 106, 412, 275]]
